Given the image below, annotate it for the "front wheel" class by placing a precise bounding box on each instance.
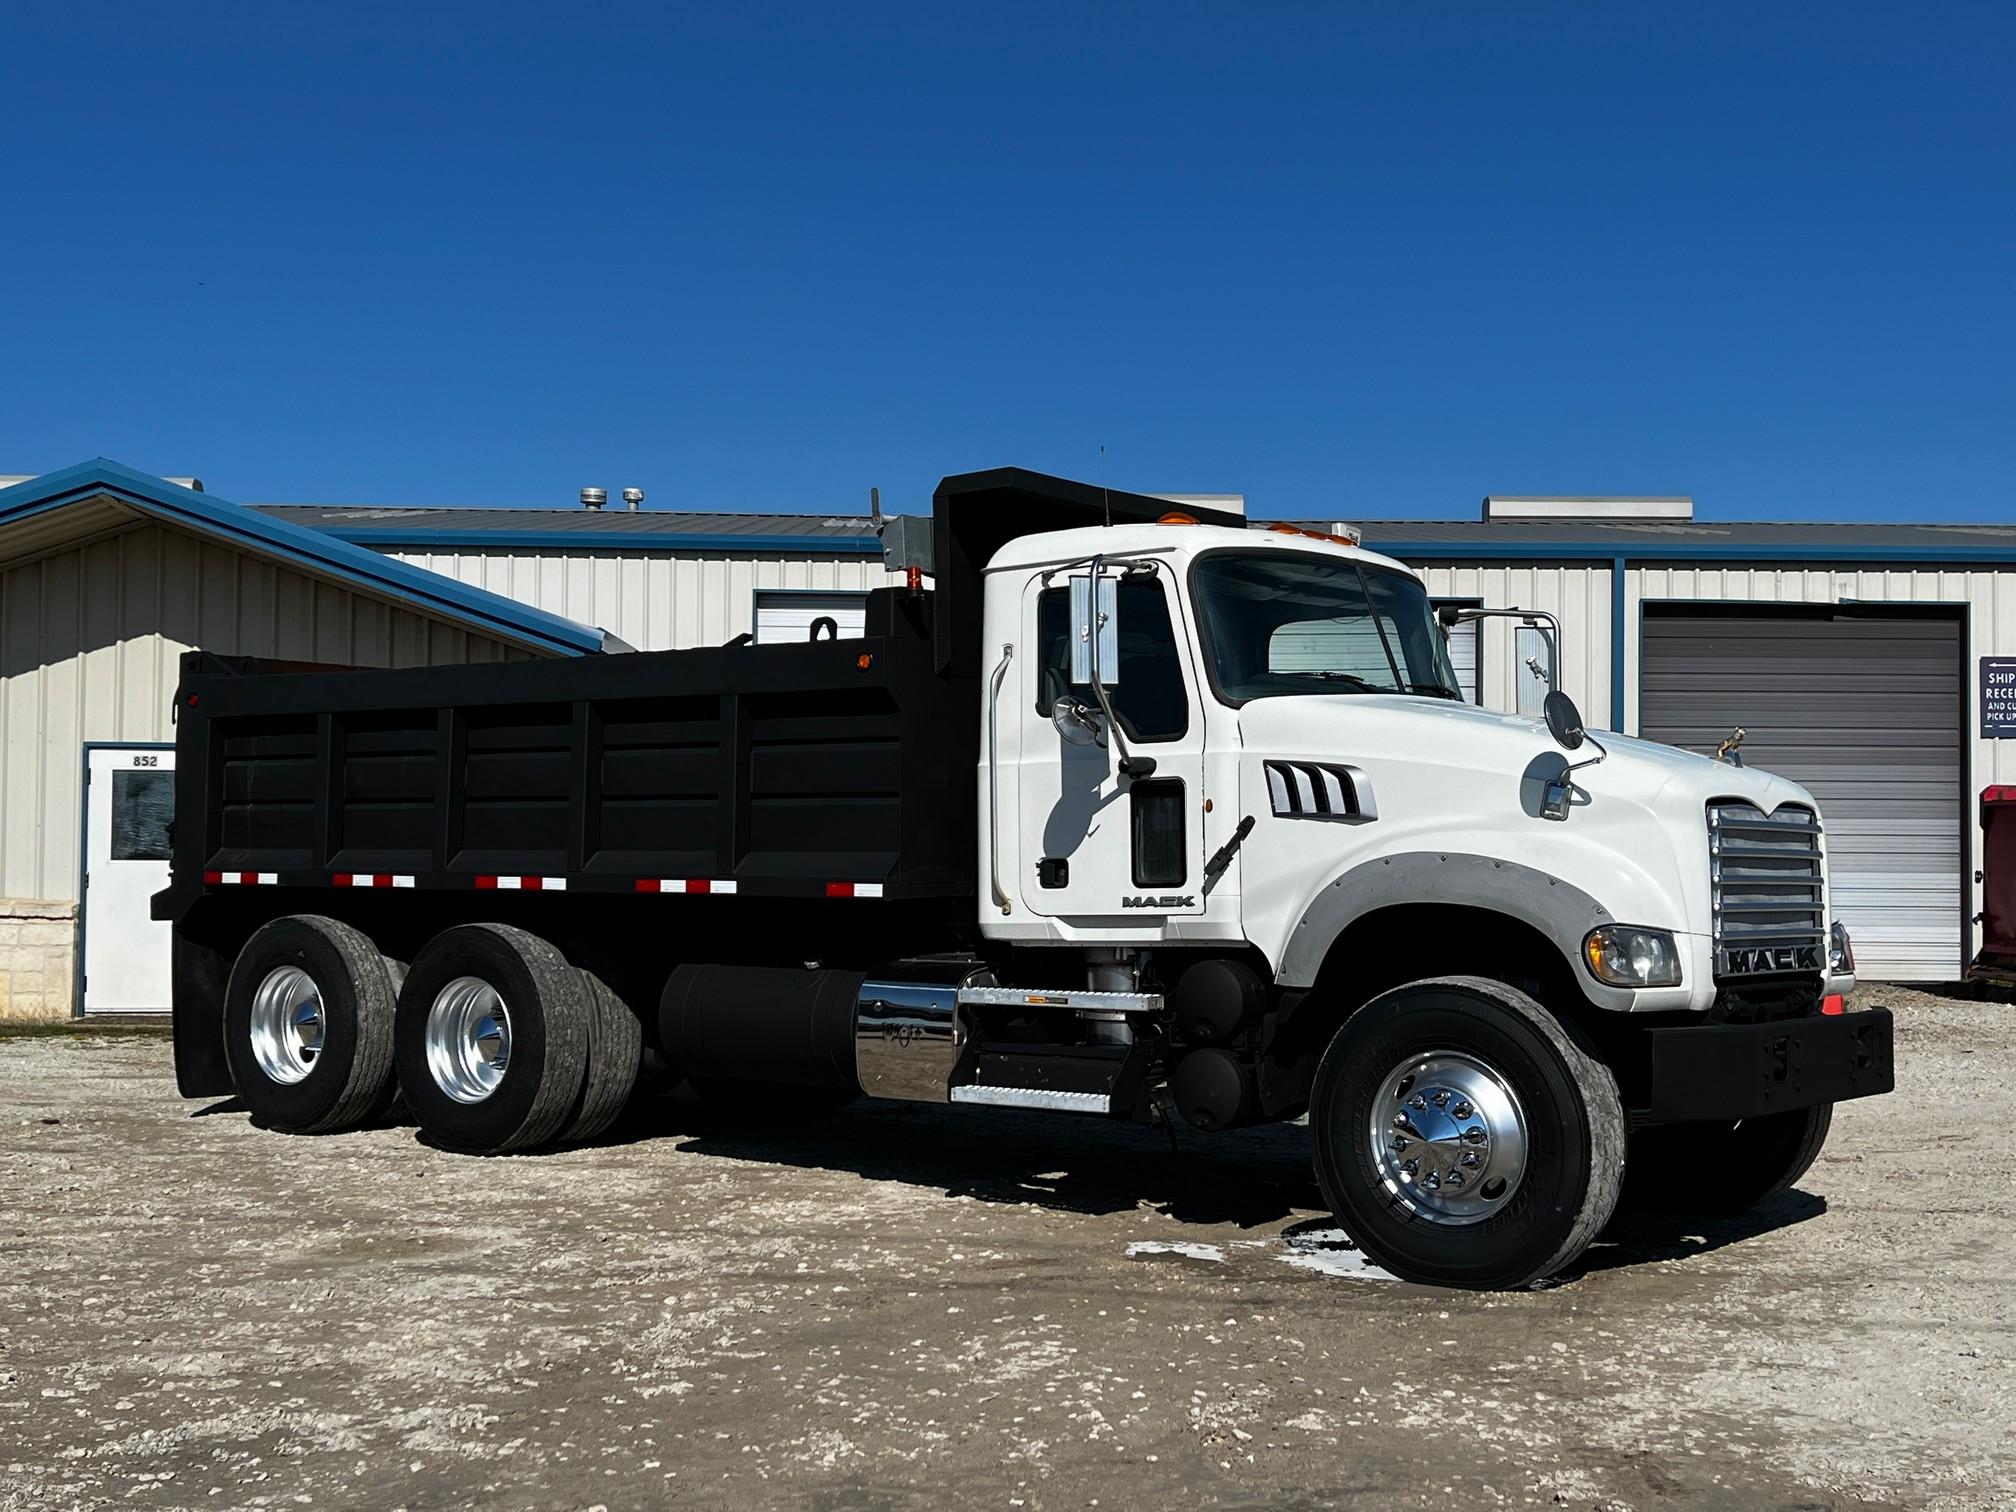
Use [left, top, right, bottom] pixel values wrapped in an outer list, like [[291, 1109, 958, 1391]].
[[1309, 975, 1625, 1290]]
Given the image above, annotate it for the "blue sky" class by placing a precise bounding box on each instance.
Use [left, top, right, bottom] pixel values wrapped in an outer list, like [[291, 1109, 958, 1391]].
[[1, 3, 2009, 521]]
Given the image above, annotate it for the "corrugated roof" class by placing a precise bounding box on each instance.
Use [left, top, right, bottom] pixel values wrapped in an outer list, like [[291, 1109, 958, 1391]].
[[1326, 517, 2016, 561], [0, 461, 613, 655], [252, 497, 2016, 565], [258, 504, 880, 540]]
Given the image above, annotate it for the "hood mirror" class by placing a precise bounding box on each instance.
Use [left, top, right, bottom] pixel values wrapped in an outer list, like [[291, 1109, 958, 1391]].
[[1538, 690, 1608, 821], [1543, 690, 1586, 751]]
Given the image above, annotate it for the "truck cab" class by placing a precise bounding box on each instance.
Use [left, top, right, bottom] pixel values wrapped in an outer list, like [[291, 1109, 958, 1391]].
[[162, 467, 1892, 1290]]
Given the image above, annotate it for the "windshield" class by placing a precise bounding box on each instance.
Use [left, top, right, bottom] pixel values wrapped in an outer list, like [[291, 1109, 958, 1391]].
[[1191, 551, 1462, 702]]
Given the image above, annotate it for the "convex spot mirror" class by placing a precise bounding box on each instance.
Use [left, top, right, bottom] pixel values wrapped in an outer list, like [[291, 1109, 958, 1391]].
[[1543, 689, 1587, 752], [1052, 696, 1104, 748]]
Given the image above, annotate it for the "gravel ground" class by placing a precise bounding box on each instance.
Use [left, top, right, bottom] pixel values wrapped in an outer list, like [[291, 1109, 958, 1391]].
[[2, 985, 2012, 1511]]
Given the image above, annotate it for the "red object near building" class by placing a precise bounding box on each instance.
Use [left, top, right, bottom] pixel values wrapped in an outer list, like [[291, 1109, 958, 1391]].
[[1968, 786, 2016, 984]]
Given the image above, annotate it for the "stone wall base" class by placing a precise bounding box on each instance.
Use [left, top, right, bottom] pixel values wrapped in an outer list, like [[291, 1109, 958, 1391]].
[[0, 898, 79, 1022]]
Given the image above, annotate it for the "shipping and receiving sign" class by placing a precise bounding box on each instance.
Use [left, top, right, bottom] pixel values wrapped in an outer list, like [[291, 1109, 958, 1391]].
[[1984, 658, 2016, 737]]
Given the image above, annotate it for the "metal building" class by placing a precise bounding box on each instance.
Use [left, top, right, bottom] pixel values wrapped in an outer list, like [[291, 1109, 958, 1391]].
[[0, 462, 612, 1021], [269, 489, 2016, 983], [6, 465, 2016, 1021]]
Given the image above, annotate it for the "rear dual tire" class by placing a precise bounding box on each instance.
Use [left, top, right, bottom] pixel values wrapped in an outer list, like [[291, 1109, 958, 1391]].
[[1309, 975, 1625, 1291], [223, 916, 642, 1153], [393, 924, 643, 1154], [223, 915, 402, 1134]]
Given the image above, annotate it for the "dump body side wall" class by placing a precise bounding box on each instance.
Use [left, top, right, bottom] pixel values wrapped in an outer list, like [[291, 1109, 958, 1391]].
[[156, 590, 976, 932]]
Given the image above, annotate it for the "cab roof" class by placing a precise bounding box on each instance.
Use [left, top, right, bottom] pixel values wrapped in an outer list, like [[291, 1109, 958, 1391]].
[[982, 519, 1417, 580]]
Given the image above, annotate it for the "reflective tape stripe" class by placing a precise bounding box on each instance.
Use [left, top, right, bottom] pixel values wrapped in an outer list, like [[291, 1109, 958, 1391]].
[[333, 874, 414, 888], [636, 879, 736, 895], [824, 882, 885, 898], [481, 876, 565, 891]]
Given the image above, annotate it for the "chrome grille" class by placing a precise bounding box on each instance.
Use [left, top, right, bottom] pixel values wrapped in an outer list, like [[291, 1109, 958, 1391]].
[[1708, 801, 1826, 978]]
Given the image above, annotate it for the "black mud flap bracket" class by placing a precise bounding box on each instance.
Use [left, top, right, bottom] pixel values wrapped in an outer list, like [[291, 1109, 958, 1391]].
[[1643, 1007, 1893, 1124]]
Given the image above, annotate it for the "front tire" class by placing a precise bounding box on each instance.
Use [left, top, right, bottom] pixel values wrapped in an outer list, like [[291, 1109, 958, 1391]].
[[394, 924, 590, 1154], [223, 915, 401, 1134], [1622, 1105, 1832, 1215], [1309, 975, 1625, 1290]]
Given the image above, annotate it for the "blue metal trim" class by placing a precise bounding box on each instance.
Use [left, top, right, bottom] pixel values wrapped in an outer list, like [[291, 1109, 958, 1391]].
[[324, 527, 883, 555], [0, 460, 606, 655], [1610, 557, 1627, 734], [74, 740, 176, 1019], [1376, 541, 2016, 564]]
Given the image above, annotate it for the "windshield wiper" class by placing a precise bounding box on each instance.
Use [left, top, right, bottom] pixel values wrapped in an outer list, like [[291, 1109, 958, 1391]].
[[1303, 671, 1386, 691], [1302, 671, 1462, 700]]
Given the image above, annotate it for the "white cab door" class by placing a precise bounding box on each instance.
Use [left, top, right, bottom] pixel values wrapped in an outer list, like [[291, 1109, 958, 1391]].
[[82, 745, 177, 1015], [1015, 570, 1206, 918]]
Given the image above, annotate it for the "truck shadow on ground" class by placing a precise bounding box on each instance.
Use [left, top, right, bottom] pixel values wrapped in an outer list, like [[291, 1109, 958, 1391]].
[[652, 1093, 1321, 1229], [634, 1093, 1832, 1273]]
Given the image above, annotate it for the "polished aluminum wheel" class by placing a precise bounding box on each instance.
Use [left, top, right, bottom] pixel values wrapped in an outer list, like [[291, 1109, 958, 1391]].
[[425, 976, 512, 1104], [1369, 1051, 1528, 1225], [249, 965, 326, 1085]]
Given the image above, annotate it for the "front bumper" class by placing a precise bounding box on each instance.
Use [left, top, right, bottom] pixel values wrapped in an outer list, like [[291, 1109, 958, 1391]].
[[1642, 1008, 1893, 1124]]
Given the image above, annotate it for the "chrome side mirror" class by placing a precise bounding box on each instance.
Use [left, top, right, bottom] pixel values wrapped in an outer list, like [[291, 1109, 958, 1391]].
[[1051, 695, 1104, 748], [1068, 573, 1120, 687]]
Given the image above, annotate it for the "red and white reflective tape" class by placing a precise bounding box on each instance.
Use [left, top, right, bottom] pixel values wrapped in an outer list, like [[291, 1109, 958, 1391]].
[[634, 878, 737, 895], [204, 870, 278, 886], [474, 875, 567, 891], [824, 882, 885, 898], [333, 873, 415, 889]]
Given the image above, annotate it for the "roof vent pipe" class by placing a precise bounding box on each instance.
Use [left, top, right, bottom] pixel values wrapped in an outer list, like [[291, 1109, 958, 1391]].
[[580, 487, 607, 511], [621, 487, 644, 512]]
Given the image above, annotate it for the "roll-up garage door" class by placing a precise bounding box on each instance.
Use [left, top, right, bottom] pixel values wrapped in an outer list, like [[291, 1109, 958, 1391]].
[[754, 591, 868, 645], [1639, 605, 1962, 982]]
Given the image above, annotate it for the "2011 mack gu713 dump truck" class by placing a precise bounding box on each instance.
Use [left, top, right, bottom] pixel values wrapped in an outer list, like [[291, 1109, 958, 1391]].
[[160, 468, 1892, 1289]]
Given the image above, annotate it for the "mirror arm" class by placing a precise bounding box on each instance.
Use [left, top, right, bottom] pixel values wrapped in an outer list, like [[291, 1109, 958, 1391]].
[[1079, 553, 1154, 780]]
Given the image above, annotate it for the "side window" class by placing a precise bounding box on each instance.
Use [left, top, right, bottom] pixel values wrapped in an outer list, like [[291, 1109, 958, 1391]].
[[1035, 579, 1189, 743]]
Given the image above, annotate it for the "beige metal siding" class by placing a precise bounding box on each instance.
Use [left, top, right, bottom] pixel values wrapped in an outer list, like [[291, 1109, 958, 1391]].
[[382, 548, 906, 653], [0, 522, 533, 904], [1413, 562, 1614, 727]]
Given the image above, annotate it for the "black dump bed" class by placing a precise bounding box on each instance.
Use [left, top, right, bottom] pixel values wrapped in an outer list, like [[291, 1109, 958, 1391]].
[[156, 588, 974, 922]]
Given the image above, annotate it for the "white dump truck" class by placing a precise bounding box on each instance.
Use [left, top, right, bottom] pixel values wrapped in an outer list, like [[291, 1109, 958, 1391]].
[[162, 468, 1890, 1289]]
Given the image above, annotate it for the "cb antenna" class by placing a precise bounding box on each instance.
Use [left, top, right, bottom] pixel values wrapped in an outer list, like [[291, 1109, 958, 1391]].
[[869, 485, 884, 535], [1100, 444, 1111, 529]]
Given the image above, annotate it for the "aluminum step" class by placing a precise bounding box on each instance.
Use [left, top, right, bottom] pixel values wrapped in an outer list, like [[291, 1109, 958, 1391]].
[[949, 1085, 1114, 1115], [956, 985, 1164, 1014]]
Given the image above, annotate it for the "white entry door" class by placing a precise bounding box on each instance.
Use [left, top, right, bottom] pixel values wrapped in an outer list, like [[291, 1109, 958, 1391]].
[[82, 745, 177, 1015]]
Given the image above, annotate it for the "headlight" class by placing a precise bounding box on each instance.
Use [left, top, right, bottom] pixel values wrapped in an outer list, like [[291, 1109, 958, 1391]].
[[1583, 925, 1683, 988], [1830, 920, 1854, 974]]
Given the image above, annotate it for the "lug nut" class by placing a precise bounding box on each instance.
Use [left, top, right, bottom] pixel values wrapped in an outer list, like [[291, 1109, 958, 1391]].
[[1451, 1100, 1473, 1119], [1462, 1126, 1487, 1144]]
